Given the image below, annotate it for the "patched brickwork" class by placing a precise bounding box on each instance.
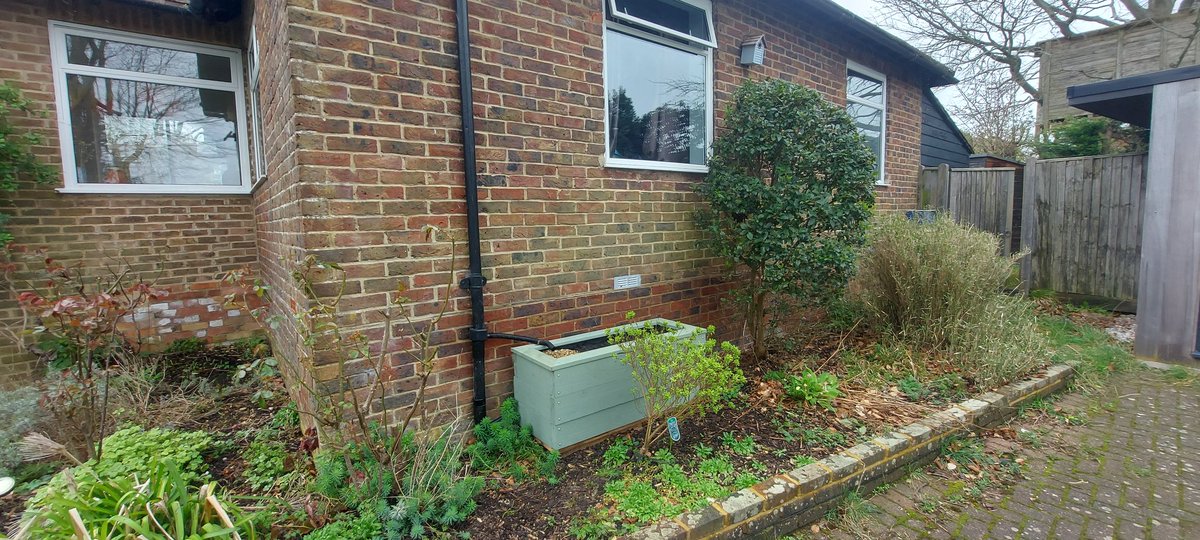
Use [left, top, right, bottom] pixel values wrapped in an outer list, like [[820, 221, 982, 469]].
[[0, 0, 259, 387], [272, 0, 929, 425]]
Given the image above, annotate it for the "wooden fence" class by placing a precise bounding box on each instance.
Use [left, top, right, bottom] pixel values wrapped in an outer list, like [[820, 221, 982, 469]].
[[919, 165, 1017, 255], [1020, 153, 1147, 305]]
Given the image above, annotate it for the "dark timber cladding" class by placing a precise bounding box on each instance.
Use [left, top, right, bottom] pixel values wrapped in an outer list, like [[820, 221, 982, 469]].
[[1068, 66, 1200, 362], [920, 89, 971, 168]]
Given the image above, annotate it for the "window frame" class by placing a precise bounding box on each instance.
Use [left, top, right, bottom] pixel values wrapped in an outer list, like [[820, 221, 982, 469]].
[[846, 60, 888, 186], [606, 0, 717, 49], [602, 18, 715, 174], [48, 21, 253, 195], [248, 26, 266, 186]]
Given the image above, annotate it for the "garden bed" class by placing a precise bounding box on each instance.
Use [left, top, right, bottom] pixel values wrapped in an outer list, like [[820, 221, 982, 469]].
[[455, 310, 1054, 539]]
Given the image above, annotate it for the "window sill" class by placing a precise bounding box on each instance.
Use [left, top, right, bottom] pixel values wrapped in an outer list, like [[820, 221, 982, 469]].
[[604, 157, 709, 174], [57, 186, 254, 196]]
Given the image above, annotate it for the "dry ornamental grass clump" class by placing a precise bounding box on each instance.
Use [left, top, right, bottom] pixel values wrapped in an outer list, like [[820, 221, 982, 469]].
[[851, 215, 1047, 388]]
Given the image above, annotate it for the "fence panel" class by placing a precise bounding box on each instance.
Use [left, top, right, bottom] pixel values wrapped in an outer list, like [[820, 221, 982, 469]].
[[1020, 154, 1147, 304], [920, 165, 1016, 255]]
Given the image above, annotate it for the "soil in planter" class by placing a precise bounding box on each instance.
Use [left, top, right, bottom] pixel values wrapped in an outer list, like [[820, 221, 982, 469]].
[[542, 324, 674, 358]]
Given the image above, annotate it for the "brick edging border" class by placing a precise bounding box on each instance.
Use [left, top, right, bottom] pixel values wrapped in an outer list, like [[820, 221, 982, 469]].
[[626, 364, 1075, 540]]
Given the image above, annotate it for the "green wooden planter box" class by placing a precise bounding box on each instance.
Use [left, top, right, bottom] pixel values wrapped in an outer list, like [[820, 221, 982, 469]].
[[511, 318, 703, 450]]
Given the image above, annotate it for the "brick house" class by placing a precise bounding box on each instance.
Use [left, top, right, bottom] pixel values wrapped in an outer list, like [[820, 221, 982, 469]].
[[0, 0, 954, 424]]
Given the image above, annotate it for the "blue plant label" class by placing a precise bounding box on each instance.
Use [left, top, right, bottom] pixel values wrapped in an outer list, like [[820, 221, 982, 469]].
[[667, 417, 681, 442]]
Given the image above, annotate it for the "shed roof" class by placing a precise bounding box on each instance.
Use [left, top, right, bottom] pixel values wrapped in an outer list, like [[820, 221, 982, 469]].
[[1067, 65, 1200, 127]]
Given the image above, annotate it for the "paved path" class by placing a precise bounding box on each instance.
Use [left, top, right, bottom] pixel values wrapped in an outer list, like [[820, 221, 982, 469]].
[[814, 371, 1200, 539]]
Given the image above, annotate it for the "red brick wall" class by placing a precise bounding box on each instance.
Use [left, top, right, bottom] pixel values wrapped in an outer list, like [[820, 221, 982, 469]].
[[0, 0, 261, 387], [274, 0, 927, 424]]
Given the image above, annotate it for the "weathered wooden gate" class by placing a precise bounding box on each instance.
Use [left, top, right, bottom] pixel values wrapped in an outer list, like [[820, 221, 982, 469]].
[[1019, 153, 1147, 306], [919, 164, 1017, 255]]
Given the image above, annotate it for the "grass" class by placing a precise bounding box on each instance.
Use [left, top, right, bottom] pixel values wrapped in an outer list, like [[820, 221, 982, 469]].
[[1039, 316, 1137, 391]]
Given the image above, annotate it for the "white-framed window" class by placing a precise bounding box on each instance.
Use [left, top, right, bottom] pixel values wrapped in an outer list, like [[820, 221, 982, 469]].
[[48, 21, 252, 194], [846, 61, 887, 185], [603, 0, 715, 173], [248, 26, 266, 185]]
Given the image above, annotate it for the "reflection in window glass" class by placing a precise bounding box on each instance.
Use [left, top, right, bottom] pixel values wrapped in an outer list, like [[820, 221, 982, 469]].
[[847, 69, 885, 181], [847, 103, 882, 159], [606, 29, 707, 165], [847, 73, 883, 105], [66, 75, 242, 186], [65, 34, 233, 82]]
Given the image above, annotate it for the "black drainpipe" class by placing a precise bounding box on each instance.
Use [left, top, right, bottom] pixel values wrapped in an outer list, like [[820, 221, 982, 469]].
[[454, 0, 553, 423]]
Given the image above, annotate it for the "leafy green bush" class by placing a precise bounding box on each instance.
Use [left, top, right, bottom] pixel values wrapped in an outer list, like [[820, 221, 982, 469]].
[[766, 370, 841, 410], [303, 514, 381, 540], [695, 79, 876, 359], [15, 462, 255, 539], [610, 317, 745, 454], [0, 83, 57, 244], [852, 215, 1047, 387], [0, 386, 41, 476], [467, 398, 559, 483]]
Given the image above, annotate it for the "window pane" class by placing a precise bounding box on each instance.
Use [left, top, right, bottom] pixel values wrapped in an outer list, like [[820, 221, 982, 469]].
[[612, 0, 711, 42], [847, 102, 882, 170], [607, 30, 707, 165], [848, 71, 883, 105], [66, 75, 242, 186], [65, 34, 233, 82]]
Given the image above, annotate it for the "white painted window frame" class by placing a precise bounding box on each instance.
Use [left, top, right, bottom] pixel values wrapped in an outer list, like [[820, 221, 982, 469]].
[[606, 0, 717, 49], [846, 60, 888, 186], [248, 26, 266, 186], [602, 12, 715, 174], [48, 21, 252, 195]]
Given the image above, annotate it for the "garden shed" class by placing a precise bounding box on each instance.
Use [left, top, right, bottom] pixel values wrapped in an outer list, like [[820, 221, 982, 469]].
[[1068, 65, 1200, 363]]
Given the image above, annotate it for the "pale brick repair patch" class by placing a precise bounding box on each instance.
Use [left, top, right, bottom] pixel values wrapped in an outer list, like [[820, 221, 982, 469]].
[[625, 364, 1076, 540]]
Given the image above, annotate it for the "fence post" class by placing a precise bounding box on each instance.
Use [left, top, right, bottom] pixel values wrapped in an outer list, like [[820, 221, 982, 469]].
[[1003, 171, 1016, 257], [938, 163, 952, 214], [1020, 157, 1039, 296]]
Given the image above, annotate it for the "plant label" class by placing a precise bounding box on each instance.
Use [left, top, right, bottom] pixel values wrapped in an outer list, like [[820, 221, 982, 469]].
[[668, 416, 681, 442]]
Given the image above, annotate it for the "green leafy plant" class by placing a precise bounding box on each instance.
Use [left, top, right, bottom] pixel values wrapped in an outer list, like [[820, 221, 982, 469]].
[[15, 461, 255, 540], [721, 432, 757, 456], [695, 79, 876, 359], [93, 426, 211, 484], [766, 369, 841, 410], [610, 316, 745, 455], [243, 436, 289, 493], [600, 437, 635, 477], [852, 215, 1047, 388], [386, 425, 485, 539], [467, 398, 559, 483], [311, 441, 394, 517], [162, 336, 207, 356], [897, 375, 926, 401], [0, 83, 57, 245], [303, 514, 381, 540]]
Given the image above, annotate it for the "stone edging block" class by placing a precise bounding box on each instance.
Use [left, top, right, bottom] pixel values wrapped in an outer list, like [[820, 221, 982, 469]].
[[624, 364, 1075, 540]]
